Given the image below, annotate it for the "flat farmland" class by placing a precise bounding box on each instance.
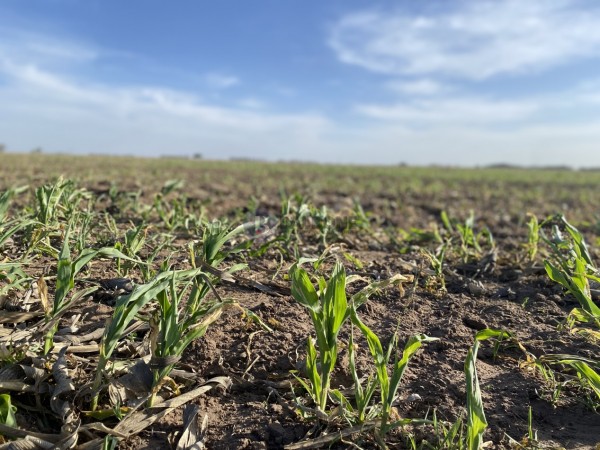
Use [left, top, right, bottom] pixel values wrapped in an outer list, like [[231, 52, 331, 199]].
[[0, 153, 599, 449]]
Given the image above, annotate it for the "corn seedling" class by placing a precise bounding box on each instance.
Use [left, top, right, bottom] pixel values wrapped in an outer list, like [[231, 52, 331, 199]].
[[25, 177, 87, 256], [423, 241, 448, 292], [151, 179, 190, 231], [330, 328, 379, 426], [196, 220, 248, 267], [154, 196, 188, 231], [310, 204, 335, 247], [525, 214, 540, 263], [440, 210, 454, 234], [138, 233, 174, 282], [0, 393, 17, 427], [506, 406, 540, 449], [456, 211, 482, 262], [148, 272, 230, 406], [343, 251, 364, 270], [528, 354, 600, 409], [429, 413, 466, 450], [277, 194, 310, 257], [464, 329, 511, 450], [289, 257, 407, 418], [33, 176, 88, 226], [0, 217, 37, 250], [407, 411, 465, 450], [0, 186, 27, 223], [43, 225, 140, 354], [92, 220, 243, 409], [91, 269, 193, 410], [349, 198, 371, 231], [0, 263, 30, 298], [34, 177, 68, 226], [541, 215, 600, 329], [395, 226, 442, 254], [290, 261, 349, 413], [114, 221, 148, 276], [464, 332, 488, 450], [350, 309, 437, 441]]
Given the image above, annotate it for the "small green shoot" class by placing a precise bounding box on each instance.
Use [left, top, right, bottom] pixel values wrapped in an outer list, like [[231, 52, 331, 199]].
[[0, 393, 17, 427], [464, 329, 510, 450], [351, 310, 437, 439], [290, 261, 349, 413]]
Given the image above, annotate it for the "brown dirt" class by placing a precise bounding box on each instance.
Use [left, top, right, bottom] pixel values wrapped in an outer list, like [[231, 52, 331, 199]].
[[1, 154, 599, 449]]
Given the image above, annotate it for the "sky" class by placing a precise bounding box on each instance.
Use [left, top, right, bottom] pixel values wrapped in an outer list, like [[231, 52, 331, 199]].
[[1, 0, 600, 167]]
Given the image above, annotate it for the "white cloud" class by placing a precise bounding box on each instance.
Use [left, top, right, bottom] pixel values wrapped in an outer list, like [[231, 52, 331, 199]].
[[0, 34, 331, 160], [2, 21, 600, 167], [204, 73, 240, 89], [329, 1, 600, 80], [386, 79, 444, 96], [238, 97, 266, 109], [0, 26, 98, 67], [0, 63, 327, 131], [356, 96, 539, 124]]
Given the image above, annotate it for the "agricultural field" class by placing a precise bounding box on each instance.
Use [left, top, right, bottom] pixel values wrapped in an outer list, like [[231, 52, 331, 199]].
[[0, 153, 599, 449]]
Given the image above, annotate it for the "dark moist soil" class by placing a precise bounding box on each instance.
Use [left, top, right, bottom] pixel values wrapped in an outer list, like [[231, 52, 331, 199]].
[[1, 156, 599, 449]]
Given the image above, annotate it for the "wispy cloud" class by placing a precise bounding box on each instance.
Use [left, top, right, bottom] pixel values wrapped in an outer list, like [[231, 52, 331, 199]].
[[204, 73, 240, 89], [385, 79, 445, 96], [2, 10, 600, 167], [0, 26, 98, 67], [356, 96, 538, 124], [329, 1, 600, 80], [0, 30, 330, 159]]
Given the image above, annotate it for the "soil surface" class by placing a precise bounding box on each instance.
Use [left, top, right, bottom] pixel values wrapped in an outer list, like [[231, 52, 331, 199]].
[[1, 154, 599, 449]]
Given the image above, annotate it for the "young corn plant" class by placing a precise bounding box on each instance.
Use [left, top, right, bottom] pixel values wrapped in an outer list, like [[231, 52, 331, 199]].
[[423, 241, 449, 292], [348, 198, 372, 232], [151, 179, 189, 231], [402, 410, 465, 450], [92, 220, 245, 409], [506, 406, 540, 449], [290, 261, 414, 419], [527, 354, 600, 409], [26, 177, 90, 256], [148, 272, 232, 406], [0, 185, 28, 223], [310, 204, 346, 248], [0, 393, 17, 427], [525, 214, 540, 263], [350, 310, 437, 442], [0, 263, 30, 298], [456, 211, 482, 263], [331, 329, 379, 425], [34, 176, 72, 226], [464, 329, 511, 450], [541, 215, 600, 330], [73, 211, 96, 254], [114, 221, 148, 276], [464, 333, 488, 450], [290, 261, 348, 413], [0, 187, 24, 247], [91, 269, 188, 410], [195, 220, 248, 268], [277, 194, 310, 258], [43, 225, 139, 354], [0, 218, 37, 250], [138, 232, 174, 282]]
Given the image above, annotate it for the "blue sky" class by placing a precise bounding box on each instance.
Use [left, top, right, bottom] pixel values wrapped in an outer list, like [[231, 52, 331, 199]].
[[1, 0, 600, 166]]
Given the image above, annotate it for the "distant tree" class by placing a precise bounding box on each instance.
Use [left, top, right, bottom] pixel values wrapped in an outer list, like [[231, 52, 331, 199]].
[[31, 147, 43, 154], [0, 143, 5, 153], [193, 153, 203, 159]]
